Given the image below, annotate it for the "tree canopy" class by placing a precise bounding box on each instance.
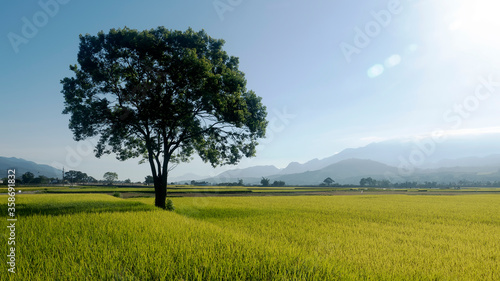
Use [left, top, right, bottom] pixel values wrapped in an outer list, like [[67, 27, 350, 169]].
[[103, 172, 118, 184], [144, 175, 154, 185], [64, 170, 92, 184], [261, 177, 270, 187], [61, 27, 268, 208], [22, 172, 35, 184], [323, 177, 335, 186]]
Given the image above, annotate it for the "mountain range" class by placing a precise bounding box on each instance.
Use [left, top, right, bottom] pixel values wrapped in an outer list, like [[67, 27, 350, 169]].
[[0, 157, 63, 179], [178, 133, 500, 185]]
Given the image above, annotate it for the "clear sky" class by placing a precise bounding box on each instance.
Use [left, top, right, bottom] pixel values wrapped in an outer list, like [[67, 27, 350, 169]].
[[2, 0, 500, 182]]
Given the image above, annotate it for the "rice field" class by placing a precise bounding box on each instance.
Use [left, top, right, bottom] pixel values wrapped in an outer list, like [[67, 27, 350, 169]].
[[2, 185, 500, 196], [1, 193, 499, 280]]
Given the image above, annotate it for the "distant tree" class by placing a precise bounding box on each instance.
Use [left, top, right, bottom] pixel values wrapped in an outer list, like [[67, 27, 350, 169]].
[[323, 177, 335, 186], [22, 172, 35, 184], [272, 180, 285, 187], [360, 177, 376, 187], [261, 177, 270, 187], [124, 179, 132, 184], [103, 172, 118, 185], [65, 170, 75, 183], [61, 27, 268, 209], [397, 181, 418, 189], [237, 179, 244, 186], [86, 176, 98, 183], [145, 176, 154, 185], [65, 170, 88, 184], [32, 175, 50, 185], [377, 179, 392, 187]]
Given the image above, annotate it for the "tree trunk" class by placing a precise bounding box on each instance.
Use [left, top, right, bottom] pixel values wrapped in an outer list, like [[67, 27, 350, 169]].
[[145, 140, 170, 209], [153, 174, 167, 209]]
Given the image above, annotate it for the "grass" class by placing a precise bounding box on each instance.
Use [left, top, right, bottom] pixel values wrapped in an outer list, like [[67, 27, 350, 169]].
[[0, 194, 157, 216], [3, 185, 500, 196], [1, 193, 500, 280], [0, 186, 66, 193]]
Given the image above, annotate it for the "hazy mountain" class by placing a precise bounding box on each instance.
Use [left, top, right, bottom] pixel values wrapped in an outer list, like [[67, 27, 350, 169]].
[[276, 133, 500, 174], [169, 173, 209, 182], [272, 159, 399, 185], [274, 158, 500, 185], [413, 165, 500, 183], [214, 165, 280, 180], [429, 154, 500, 169], [186, 165, 280, 185], [0, 157, 62, 179], [201, 156, 500, 186], [323, 140, 410, 167], [279, 161, 306, 174], [197, 140, 410, 180], [179, 134, 500, 185], [279, 158, 324, 174]]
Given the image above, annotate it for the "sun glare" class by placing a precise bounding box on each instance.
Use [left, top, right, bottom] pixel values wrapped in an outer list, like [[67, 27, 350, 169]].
[[449, 0, 500, 48]]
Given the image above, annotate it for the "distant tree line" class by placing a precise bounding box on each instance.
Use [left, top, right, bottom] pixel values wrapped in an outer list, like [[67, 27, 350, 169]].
[[260, 177, 286, 187], [5, 171, 500, 188], [312, 176, 500, 189], [359, 177, 391, 187], [0, 172, 57, 185], [0, 170, 133, 186], [358, 177, 500, 189], [191, 180, 210, 186], [0, 171, 60, 185], [216, 180, 245, 186]]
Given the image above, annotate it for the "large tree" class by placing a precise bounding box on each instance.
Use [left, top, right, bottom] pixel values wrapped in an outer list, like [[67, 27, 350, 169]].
[[103, 172, 118, 185], [61, 27, 268, 209], [64, 170, 88, 184]]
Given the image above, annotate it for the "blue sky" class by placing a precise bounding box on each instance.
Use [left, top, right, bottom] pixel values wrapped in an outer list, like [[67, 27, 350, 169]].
[[2, 0, 500, 182]]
